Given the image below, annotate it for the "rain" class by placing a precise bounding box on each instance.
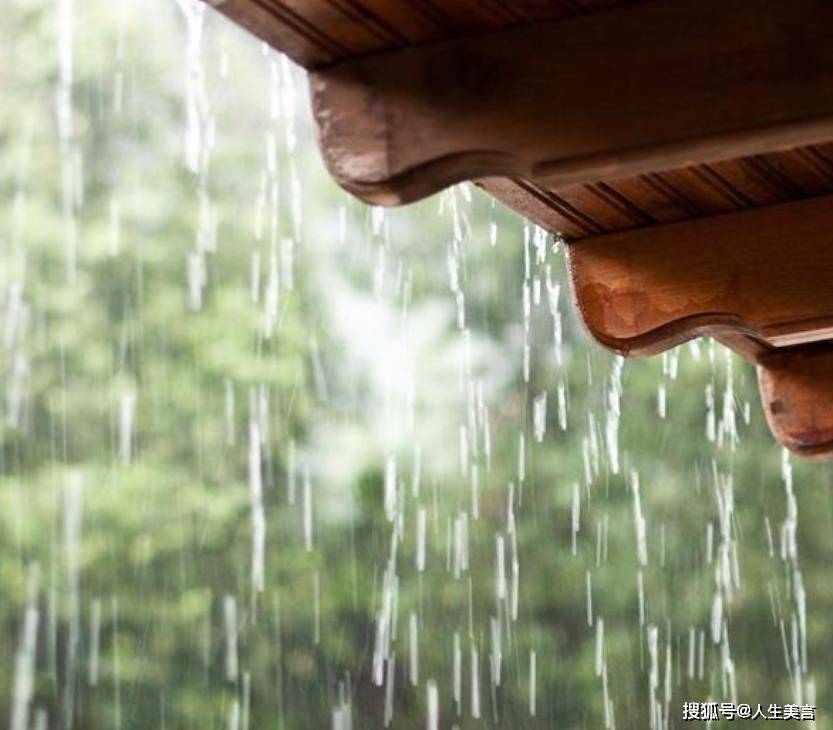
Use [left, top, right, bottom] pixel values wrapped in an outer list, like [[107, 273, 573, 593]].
[[0, 0, 831, 728]]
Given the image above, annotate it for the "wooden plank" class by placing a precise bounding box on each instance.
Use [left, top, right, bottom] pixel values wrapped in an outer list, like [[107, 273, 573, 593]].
[[477, 178, 591, 239], [310, 0, 833, 204], [565, 194, 833, 357], [481, 148, 833, 245], [758, 346, 833, 458], [204, 0, 637, 69]]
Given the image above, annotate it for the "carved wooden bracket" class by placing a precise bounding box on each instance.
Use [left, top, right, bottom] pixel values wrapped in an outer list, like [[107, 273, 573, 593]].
[[759, 346, 833, 458], [566, 195, 833, 356], [567, 194, 833, 456], [310, 0, 833, 205]]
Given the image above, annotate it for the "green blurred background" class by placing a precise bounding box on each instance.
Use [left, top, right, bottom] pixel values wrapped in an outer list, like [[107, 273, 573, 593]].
[[1, 1, 832, 727]]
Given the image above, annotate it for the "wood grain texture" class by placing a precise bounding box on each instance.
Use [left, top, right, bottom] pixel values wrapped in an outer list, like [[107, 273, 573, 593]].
[[203, 0, 642, 69], [476, 146, 833, 242], [207, 0, 833, 242], [759, 345, 833, 458], [566, 194, 833, 357], [310, 0, 833, 205]]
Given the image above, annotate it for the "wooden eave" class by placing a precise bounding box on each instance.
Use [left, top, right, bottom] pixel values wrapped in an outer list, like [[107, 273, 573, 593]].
[[202, 0, 833, 457]]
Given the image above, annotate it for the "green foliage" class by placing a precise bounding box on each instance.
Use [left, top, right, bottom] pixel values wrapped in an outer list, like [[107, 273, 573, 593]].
[[2, 1, 833, 729]]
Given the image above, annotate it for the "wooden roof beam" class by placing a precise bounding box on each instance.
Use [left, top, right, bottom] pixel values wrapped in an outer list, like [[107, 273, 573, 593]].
[[310, 0, 833, 206], [566, 194, 833, 358], [759, 346, 833, 458], [567, 193, 833, 457]]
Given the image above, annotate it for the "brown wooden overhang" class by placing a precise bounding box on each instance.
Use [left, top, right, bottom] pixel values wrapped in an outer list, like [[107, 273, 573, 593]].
[[203, 0, 833, 458]]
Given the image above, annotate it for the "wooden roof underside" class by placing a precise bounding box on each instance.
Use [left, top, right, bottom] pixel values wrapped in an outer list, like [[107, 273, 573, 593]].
[[209, 0, 833, 240], [481, 146, 833, 240], [210, 0, 645, 69]]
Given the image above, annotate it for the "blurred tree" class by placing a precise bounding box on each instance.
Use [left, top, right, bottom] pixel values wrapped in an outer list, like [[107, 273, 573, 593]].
[[1, 1, 833, 729]]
